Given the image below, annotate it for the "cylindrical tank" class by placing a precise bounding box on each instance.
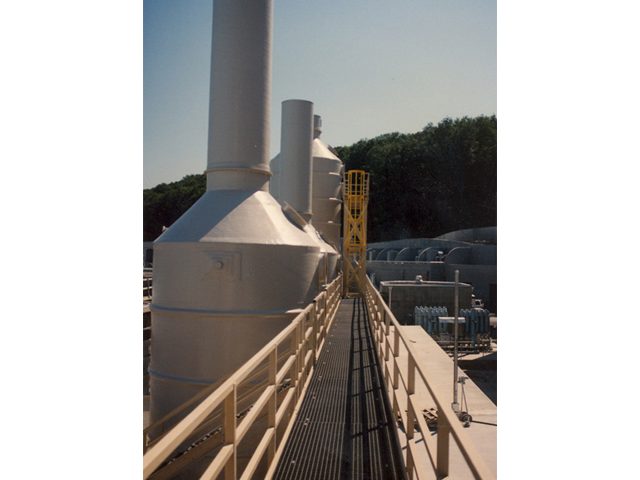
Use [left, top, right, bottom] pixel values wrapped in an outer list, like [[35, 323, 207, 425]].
[[149, 0, 322, 426], [272, 106, 339, 282], [312, 221, 341, 248], [311, 115, 343, 250], [470, 309, 477, 344], [312, 197, 341, 223], [303, 222, 338, 285], [313, 172, 343, 199], [271, 117, 344, 228], [462, 309, 470, 334]]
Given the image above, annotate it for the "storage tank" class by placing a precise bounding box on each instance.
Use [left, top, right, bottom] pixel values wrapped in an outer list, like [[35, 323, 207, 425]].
[[274, 99, 338, 283], [311, 115, 343, 250], [270, 114, 344, 251], [149, 0, 322, 425]]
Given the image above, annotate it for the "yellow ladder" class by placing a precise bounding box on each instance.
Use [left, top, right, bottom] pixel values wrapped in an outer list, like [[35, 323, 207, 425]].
[[342, 170, 370, 296]]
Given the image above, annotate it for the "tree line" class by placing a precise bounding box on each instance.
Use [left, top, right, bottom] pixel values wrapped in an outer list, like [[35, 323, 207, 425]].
[[143, 173, 206, 241], [143, 115, 496, 243], [336, 115, 496, 242]]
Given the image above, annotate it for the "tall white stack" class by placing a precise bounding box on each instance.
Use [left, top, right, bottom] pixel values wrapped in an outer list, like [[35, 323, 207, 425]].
[[149, 0, 322, 426]]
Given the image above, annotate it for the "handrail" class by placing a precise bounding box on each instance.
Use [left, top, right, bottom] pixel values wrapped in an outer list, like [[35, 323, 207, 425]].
[[143, 348, 292, 451], [143, 276, 153, 300], [143, 274, 342, 480], [362, 275, 495, 480]]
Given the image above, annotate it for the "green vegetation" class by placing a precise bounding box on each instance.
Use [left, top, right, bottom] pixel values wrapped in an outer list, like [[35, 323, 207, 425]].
[[336, 115, 496, 242], [143, 115, 496, 242], [143, 174, 206, 241]]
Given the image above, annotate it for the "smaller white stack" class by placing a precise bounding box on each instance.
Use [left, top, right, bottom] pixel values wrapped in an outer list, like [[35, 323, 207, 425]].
[[311, 115, 343, 252], [270, 104, 342, 282], [270, 115, 343, 250]]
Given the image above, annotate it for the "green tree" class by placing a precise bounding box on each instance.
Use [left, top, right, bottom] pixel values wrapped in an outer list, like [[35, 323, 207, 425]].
[[336, 115, 496, 242], [143, 115, 497, 244], [143, 174, 206, 241]]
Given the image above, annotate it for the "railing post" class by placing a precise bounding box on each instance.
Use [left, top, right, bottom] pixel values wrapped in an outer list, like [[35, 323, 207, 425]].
[[393, 326, 400, 389], [268, 347, 277, 464], [377, 311, 384, 362], [321, 299, 327, 346], [392, 325, 400, 419], [323, 288, 328, 329], [381, 307, 390, 392], [298, 319, 305, 397], [384, 310, 390, 361], [406, 355, 416, 479], [291, 320, 300, 404], [436, 410, 450, 479], [407, 356, 416, 429], [295, 319, 302, 399], [312, 300, 319, 365], [301, 313, 309, 383], [224, 384, 237, 480]]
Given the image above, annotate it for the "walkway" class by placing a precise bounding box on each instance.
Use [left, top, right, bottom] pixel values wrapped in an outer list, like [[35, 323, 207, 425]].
[[273, 297, 406, 480]]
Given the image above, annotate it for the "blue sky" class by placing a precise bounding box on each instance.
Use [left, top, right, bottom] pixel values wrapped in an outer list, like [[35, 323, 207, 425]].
[[144, 0, 497, 188]]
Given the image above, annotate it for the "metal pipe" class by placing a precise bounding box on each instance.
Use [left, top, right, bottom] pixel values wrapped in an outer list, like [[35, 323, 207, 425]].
[[453, 270, 459, 412]]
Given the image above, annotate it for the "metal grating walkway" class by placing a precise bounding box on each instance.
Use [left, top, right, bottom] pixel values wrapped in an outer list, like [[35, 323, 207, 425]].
[[273, 297, 406, 480]]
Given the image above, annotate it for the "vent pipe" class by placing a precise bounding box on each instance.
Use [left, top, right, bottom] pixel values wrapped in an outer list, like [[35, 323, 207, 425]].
[[278, 99, 314, 222], [149, 0, 322, 427], [314, 115, 322, 139], [205, 0, 273, 192], [276, 99, 338, 283]]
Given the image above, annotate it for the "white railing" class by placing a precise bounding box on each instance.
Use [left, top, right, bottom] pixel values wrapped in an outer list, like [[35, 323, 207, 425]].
[[363, 276, 496, 480], [143, 273, 153, 301], [143, 274, 342, 480]]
